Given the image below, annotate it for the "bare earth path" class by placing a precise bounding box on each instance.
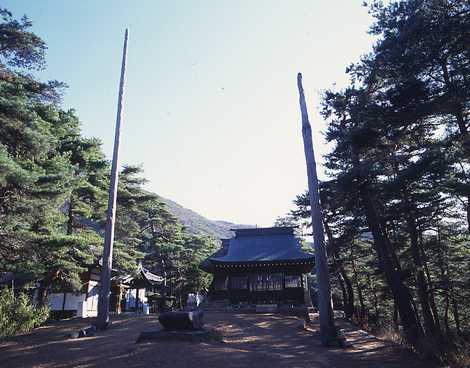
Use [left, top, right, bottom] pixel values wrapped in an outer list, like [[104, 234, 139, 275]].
[[0, 313, 438, 368]]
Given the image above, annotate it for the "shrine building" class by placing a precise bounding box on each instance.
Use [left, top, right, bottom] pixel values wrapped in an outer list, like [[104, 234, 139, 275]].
[[200, 227, 314, 305]]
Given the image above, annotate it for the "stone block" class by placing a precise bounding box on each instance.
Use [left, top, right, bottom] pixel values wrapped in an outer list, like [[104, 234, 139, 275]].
[[158, 310, 204, 330]]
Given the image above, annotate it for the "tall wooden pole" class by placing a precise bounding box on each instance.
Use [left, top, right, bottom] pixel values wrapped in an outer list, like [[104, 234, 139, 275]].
[[96, 28, 129, 329], [297, 72, 338, 345]]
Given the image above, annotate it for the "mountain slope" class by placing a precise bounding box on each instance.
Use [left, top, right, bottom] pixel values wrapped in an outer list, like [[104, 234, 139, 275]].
[[157, 196, 253, 239]]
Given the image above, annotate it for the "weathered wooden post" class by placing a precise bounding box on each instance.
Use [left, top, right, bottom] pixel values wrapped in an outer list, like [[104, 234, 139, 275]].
[[296, 72, 339, 345], [96, 28, 129, 329]]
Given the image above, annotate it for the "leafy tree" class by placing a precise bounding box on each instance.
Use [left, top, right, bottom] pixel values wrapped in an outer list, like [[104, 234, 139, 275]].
[[0, 288, 49, 339], [0, 8, 46, 70], [286, 1, 470, 360]]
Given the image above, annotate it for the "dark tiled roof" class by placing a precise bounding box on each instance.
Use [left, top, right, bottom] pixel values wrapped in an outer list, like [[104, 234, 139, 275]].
[[201, 227, 314, 269], [232, 226, 296, 237]]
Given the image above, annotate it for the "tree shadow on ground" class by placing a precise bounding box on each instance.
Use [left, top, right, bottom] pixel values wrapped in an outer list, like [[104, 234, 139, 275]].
[[0, 312, 438, 368]]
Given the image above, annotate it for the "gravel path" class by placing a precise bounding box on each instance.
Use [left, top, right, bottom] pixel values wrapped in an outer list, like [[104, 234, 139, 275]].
[[0, 313, 438, 368]]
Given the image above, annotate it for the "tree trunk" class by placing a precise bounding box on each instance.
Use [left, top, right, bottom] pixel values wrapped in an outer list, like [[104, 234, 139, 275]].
[[303, 275, 314, 310], [340, 267, 354, 319], [467, 196, 470, 233], [297, 73, 338, 345], [351, 144, 422, 344], [337, 272, 347, 313], [96, 28, 129, 329], [360, 188, 422, 345], [135, 288, 140, 311], [436, 228, 452, 338], [444, 292, 450, 337], [350, 250, 365, 320], [367, 273, 379, 324], [393, 303, 399, 331], [407, 217, 437, 336], [389, 148, 439, 337], [451, 297, 462, 336], [419, 235, 442, 336], [441, 60, 470, 232], [62, 292, 67, 311], [441, 60, 469, 136], [352, 148, 422, 345], [324, 220, 354, 319], [67, 200, 74, 235], [36, 270, 59, 307]]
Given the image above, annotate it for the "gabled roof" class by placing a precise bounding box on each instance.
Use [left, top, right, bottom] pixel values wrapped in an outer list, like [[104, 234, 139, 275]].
[[111, 264, 164, 286], [140, 266, 164, 283], [201, 227, 314, 271]]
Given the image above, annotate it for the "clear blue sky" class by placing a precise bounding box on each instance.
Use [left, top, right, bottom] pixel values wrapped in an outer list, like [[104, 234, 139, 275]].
[[5, 0, 374, 226]]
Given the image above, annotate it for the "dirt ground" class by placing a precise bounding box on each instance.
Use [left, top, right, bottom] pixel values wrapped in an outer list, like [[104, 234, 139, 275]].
[[0, 312, 439, 368]]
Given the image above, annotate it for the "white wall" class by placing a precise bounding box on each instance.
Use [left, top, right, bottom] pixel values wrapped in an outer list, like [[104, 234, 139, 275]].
[[86, 280, 99, 316], [48, 293, 86, 311], [47, 280, 99, 317], [124, 288, 147, 310]]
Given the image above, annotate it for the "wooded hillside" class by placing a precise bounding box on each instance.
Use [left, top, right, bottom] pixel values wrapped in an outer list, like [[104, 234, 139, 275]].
[[157, 196, 252, 239]]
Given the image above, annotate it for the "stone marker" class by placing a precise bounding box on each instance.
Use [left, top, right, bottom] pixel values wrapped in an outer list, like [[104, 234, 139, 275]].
[[158, 310, 204, 330]]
